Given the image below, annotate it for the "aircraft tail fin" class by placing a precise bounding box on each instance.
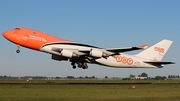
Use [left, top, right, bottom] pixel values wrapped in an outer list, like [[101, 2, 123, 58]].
[[135, 39, 173, 61]]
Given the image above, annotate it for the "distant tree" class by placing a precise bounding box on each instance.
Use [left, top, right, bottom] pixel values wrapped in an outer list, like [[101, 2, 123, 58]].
[[67, 76, 74, 79], [155, 76, 162, 80], [4, 75, 7, 78], [162, 76, 167, 80], [85, 76, 89, 79], [129, 74, 135, 79], [155, 76, 166, 80], [141, 72, 148, 77], [168, 75, 170, 79], [56, 76, 60, 79], [92, 76, 96, 79], [79, 76, 83, 79], [105, 76, 108, 79]]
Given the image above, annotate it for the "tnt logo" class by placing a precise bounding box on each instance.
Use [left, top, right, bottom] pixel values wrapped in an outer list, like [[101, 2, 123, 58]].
[[116, 56, 133, 65], [154, 47, 164, 53]]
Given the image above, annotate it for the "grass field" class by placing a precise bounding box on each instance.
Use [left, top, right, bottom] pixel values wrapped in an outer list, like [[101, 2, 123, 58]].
[[0, 80, 180, 101]]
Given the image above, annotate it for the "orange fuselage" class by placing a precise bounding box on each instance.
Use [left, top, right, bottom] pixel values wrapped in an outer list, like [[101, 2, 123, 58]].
[[2, 28, 70, 50]]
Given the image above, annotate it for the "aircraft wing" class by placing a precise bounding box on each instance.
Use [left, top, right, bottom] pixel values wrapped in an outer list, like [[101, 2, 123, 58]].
[[51, 44, 149, 58], [49, 43, 149, 69], [105, 44, 149, 53]]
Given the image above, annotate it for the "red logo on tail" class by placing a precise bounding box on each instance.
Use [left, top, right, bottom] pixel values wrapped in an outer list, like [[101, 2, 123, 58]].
[[154, 47, 164, 53]]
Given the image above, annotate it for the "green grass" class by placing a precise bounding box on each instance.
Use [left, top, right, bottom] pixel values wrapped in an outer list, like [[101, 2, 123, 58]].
[[0, 84, 180, 101]]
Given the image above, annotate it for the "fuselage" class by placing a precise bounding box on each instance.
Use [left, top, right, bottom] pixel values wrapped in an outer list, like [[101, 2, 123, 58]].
[[2, 27, 162, 68]]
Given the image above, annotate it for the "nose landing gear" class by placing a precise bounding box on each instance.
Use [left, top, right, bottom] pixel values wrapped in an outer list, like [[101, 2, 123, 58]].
[[16, 45, 20, 53], [16, 49, 20, 53]]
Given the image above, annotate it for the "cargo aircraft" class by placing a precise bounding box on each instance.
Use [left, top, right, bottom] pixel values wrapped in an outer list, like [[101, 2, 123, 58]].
[[2, 27, 174, 69]]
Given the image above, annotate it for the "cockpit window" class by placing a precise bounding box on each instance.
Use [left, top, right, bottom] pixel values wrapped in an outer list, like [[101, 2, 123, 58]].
[[15, 28, 20, 30]]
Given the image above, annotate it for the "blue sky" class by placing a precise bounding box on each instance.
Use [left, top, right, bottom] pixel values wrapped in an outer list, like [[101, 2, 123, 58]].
[[0, 0, 179, 77]]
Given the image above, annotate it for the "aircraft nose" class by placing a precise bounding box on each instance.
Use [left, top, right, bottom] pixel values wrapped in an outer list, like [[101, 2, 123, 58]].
[[2, 31, 7, 38], [2, 30, 15, 40]]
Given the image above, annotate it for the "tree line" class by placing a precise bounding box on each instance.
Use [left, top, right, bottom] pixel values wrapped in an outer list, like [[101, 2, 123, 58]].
[[0, 74, 179, 80], [129, 73, 180, 80]]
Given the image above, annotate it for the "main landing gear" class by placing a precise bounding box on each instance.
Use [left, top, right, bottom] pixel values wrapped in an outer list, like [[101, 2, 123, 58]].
[[71, 62, 76, 69], [71, 62, 88, 69], [16, 45, 20, 53]]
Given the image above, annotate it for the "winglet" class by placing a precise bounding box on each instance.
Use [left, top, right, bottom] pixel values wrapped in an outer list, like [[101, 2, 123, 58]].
[[139, 44, 149, 49]]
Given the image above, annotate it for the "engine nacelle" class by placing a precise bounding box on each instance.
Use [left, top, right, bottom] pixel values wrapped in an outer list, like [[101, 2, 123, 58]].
[[61, 49, 77, 58], [90, 48, 103, 58], [51, 55, 68, 61]]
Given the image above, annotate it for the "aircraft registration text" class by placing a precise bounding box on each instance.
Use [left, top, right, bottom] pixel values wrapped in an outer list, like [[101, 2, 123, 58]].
[[29, 35, 47, 42]]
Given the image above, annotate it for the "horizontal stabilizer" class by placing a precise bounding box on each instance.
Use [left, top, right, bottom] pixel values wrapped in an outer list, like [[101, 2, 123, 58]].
[[144, 61, 175, 65]]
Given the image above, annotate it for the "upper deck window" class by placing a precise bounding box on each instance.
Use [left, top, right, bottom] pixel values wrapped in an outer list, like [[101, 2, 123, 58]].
[[15, 28, 20, 30]]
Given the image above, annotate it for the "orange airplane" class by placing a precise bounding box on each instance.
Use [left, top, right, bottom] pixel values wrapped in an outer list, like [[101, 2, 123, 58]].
[[2, 27, 174, 69]]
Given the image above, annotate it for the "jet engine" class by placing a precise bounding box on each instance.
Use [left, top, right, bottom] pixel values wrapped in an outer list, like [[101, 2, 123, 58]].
[[60, 49, 77, 58], [90, 48, 103, 58]]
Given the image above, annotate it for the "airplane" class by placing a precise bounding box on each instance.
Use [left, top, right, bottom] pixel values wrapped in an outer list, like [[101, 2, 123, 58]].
[[2, 27, 175, 69]]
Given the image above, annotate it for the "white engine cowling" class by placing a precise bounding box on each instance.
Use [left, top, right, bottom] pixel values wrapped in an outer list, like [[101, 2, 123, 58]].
[[90, 48, 103, 58], [61, 49, 77, 58]]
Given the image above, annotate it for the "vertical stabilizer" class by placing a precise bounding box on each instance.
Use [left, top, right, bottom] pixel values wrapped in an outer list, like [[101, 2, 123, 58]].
[[136, 39, 172, 61]]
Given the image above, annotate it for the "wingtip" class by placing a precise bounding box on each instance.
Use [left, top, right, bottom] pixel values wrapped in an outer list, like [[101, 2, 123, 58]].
[[171, 62, 175, 64], [139, 44, 149, 49]]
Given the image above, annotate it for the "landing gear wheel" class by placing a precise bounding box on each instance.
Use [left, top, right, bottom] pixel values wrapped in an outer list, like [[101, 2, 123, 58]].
[[71, 62, 75, 65], [71, 62, 76, 69], [82, 62, 88, 69], [16, 49, 20, 53], [73, 66, 76, 69]]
